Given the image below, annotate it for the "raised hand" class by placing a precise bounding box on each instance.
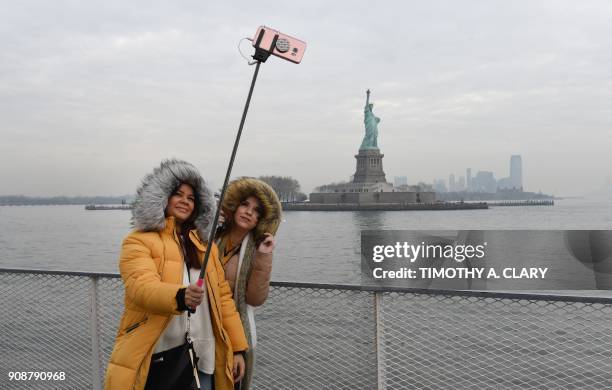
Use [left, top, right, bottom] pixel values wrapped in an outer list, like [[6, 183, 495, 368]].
[[256, 233, 275, 254]]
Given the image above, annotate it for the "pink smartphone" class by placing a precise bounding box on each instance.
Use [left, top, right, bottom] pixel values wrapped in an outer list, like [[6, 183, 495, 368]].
[[252, 26, 306, 64]]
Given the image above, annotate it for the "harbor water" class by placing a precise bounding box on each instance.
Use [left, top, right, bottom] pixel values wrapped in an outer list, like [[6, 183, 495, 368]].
[[2, 198, 612, 389], [2, 198, 612, 284]]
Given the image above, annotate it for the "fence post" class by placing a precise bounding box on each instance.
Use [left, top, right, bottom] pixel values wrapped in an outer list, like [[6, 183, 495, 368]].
[[89, 276, 102, 390], [375, 291, 386, 390]]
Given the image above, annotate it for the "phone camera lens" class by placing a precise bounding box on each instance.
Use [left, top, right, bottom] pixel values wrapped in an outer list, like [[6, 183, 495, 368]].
[[276, 38, 290, 53]]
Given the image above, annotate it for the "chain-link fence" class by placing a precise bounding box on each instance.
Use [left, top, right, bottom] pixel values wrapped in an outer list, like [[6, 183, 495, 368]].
[[1, 269, 612, 389]]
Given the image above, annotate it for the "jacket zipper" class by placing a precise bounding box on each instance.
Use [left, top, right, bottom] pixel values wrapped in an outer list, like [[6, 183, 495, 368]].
[[205, 271, 225, 339], [206, 286, 227, 343], [180, 231, 226, 342]]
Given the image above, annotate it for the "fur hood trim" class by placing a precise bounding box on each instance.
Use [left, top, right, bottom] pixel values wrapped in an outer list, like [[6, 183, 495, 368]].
[[131, 159, 216, 240], [222, 178, 282, 242]]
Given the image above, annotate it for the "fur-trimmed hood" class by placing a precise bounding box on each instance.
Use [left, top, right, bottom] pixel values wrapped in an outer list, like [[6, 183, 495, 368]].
[[221, 178, 282, 242], [131, 159, 216, 240]]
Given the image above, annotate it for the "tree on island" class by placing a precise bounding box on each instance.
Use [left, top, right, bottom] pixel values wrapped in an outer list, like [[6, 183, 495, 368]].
[[258, 175, 307, 203]]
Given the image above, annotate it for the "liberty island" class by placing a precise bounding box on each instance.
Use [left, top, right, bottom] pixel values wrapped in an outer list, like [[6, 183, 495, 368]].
[[289, 90, 487, 211]]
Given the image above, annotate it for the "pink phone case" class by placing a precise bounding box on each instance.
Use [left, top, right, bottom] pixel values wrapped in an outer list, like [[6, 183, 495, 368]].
[[252, 26, 306, 64]]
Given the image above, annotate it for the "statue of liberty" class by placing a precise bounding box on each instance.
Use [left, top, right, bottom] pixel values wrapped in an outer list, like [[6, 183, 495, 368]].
[[360, 89, 380, 150]]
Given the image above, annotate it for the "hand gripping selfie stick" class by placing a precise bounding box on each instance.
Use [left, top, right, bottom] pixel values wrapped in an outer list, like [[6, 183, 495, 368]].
[[196, 26, 306, 289]]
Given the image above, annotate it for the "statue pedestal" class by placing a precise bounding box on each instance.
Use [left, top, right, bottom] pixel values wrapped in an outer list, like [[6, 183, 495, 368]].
[[353, 149, 387, 183]]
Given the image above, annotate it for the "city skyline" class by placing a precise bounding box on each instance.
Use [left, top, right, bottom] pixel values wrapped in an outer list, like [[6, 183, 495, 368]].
[[1, 1, 611, 197], [433, 154, 526, 194]]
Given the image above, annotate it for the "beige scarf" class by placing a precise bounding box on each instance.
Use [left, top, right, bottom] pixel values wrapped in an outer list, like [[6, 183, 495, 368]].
[[218, 234, 256, 390]]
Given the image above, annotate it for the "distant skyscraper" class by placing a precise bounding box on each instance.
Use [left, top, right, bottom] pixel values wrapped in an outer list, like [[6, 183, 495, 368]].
[[449, 174, 456, 192], [474, 171, 497, 193], [433, 179, 448, 193], [510, 155, 523, 190], [458, 176, 466, 191], [466, 168, 472, 191]]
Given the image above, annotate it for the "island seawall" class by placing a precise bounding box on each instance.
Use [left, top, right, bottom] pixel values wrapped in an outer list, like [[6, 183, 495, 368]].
[[282, 202, 488, 211]]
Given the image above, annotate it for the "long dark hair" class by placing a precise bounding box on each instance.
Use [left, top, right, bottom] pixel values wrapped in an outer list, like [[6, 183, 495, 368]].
[[179, 225, 201, 270], [169, 182, 201, 270]]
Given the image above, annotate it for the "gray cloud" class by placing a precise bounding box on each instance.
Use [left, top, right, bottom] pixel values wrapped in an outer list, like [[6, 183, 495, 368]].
[[1, 0, 611, 196]]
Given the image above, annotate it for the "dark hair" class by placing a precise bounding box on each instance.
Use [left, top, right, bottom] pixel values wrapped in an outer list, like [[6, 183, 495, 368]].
[[179, 226, 201, 269]]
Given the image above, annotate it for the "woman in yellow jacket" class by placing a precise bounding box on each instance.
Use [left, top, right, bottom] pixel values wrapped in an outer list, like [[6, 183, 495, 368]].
[[105, 159, 248, 390]]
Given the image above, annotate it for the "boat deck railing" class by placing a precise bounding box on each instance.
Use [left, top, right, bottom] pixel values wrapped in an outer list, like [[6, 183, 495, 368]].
[[1, 268, 612, 389]]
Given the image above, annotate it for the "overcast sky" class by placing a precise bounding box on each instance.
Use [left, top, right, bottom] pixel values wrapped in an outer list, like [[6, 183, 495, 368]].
[[1, 1, 611, 197]]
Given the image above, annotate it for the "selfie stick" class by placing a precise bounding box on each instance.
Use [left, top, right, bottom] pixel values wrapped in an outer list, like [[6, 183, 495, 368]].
[[196, 30, 279, 287]]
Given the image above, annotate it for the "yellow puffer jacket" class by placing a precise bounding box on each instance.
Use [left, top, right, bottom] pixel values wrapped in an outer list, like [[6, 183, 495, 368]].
[[104, 217, 248, 390]]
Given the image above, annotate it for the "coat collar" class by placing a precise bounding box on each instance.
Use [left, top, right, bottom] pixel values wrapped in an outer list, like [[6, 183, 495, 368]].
[[163, 216, 177, 236], [163, 216, 207, 252], [189, 229, 208, 253]]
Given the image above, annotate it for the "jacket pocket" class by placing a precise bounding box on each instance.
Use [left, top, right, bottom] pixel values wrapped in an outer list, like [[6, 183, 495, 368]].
[[124, 316, 148, 334]]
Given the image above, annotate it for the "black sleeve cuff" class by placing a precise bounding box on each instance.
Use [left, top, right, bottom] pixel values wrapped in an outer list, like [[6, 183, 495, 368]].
[[175, 288, 188, 312]]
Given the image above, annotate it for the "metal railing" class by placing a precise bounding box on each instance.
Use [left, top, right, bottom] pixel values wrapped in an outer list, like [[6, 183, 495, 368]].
[[1, 268, 612, 389]]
